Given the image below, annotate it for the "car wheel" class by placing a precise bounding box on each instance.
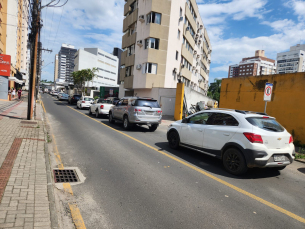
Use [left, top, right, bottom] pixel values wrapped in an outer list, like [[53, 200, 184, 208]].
[[168, 131, 180, 149], [96, 110, 100, 118], [109, 113, 115, 123], [223, 148, 248, 175], [272, 166, 286, 171], [89, 108, 92, 115], [123, 116, 132, 130], [149, 124, 158, 132], [76, 104, 78, 109]]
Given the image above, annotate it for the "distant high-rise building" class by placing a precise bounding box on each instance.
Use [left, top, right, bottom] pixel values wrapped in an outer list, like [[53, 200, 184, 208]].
[[112, 47, 123, 84], [57, 44, 77, 83], [228, 50, 276, 78], [276, 44, 305, 74], [74, 48, 118, 88], [54, 54, 59, 82]]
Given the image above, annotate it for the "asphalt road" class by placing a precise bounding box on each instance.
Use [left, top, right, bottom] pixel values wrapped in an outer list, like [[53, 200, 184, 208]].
[[42, 94, 305, 229]]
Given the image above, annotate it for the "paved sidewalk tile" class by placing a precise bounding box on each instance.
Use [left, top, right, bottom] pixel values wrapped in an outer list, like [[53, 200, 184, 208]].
[[0, 99, 51, 229]]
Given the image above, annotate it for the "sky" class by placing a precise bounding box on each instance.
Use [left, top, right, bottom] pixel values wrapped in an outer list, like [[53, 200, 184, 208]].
[[40, 0, 305, 84]]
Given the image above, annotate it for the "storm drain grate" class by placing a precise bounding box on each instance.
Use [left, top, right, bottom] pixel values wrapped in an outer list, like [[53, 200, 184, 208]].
[[20, 121, 37, 124], [53, 169, 79, 183]]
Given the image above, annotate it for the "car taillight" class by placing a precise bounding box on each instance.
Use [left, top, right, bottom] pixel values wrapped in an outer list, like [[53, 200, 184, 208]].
[[243, 132, 263, 144], [157, 110, 162, 114], [289, 136, 293, 144], [134, 109, 142, 112], [82, 101, 85, 103], [263, 116, 269, 118], [72, 97, 74, 99], [100, 105, 104, 109]]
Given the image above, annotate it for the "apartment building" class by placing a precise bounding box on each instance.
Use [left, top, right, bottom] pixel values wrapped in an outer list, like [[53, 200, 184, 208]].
[[277, 44, 305, 74], [0, 0, 8, 55], [120, 0, 212, 99], [57, 44, 77, 83], [74, 48, 118, 88], [228, 50, 276, 78]]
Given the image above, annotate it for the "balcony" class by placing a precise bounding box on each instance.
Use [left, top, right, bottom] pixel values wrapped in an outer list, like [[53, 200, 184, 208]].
[[185, 3, 196, 32], [123, 8, 138, 33], [181, 67, 192, 81], [181, 44, 193, 65], [183, 24, 195, 48], [124, 0, 135, 16], [124, 75, 134, 89], [120, 68, 126, 81], [204, 29, 211, 50], [125, 54, 135, 67], [122, 32, 136, 49], [121, 50, 127, 65], [200, 68, 208, 79]]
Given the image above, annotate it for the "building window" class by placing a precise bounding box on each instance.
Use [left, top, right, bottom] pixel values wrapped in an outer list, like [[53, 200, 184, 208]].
[[177, 29, 180, 39], [144, 63, 157, 74], [147, 12, 161, 24], [127, 44, 135, 56], [176, 51, 179, 60], [125, 66, 133, 77], [144, 38, 159, 50], [180, 8, 182, 17]]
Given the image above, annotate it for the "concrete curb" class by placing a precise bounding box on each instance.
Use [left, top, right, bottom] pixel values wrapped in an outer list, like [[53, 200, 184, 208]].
[[41, 103, 60, 229], [295, 159, 305, 164]]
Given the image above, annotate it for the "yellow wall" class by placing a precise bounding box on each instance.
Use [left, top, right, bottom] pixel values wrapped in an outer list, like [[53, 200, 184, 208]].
[[174, 83, 184, 121], [1, 0, 7, 54], [220, 72, 305, 143], [16, 0, 22, 70]]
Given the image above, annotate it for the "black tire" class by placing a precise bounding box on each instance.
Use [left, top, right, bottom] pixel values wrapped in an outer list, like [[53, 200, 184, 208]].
[[76, 104, 79, 109], [149, 124, 158, 132], [168, 131, 180, 149], [95, 110, 100, 118], [223, 148, 248, 175], [109, 112, 115, 123], [123, 116, 132, 130], [272, 166, 286, 171], [89, 108, 92, 115]]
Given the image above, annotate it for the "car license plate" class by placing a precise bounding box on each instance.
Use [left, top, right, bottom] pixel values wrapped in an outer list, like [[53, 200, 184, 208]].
[[145, 111, 154, 115], [274, 155, 286, 162]]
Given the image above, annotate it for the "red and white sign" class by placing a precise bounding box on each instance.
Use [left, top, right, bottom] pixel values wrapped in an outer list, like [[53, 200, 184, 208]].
[[264, 83, 273, 102], [0, 54, 11, 77]]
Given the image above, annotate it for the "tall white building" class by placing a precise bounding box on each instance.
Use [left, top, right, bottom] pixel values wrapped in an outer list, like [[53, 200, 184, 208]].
[[277, 44, 305, 74], [120, 0, 212, 98], [57, 44, 77, 83], [74, 48, 119, 88]]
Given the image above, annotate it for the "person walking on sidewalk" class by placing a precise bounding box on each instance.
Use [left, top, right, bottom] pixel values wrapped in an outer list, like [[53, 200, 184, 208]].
[[18, 88, 22, 100], [12, 88, 16, 99]]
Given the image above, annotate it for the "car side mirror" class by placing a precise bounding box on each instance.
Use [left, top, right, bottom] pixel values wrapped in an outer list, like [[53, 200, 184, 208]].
[[182, 118, 188, 123]]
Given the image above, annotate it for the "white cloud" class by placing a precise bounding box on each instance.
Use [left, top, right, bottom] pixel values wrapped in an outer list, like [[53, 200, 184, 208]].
[[285, 0, 305, 20]]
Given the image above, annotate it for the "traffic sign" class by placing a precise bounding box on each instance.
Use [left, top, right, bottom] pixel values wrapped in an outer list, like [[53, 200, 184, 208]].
[[264, 83, 273, 102]]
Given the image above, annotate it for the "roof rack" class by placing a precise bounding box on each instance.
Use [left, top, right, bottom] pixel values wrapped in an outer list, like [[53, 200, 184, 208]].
[[211, 108, 268, 116]]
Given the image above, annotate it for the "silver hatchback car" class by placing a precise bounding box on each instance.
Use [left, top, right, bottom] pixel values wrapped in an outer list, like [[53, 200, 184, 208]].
[[109, 97, 162, 131]]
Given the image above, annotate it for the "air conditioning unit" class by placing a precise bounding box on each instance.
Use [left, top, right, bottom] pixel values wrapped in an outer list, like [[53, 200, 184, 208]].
[[193, 50, 197, 55], [173, 68, 177, 73], [200, 35, 203, 38], [181, 64, 185, 68], [198, 40, 201, 44], [195, 69, 199, 73], [198, 79, 202, 83], [137, 40, 143, 47], [179, 16, 183, 21], [186, 27, 190, 32], [136, 64, 142, 70], [192, 66, 196, 70], [200, 25, 203, 29], [139, 15, 145, 23], [197, 54, 200, 59], [195, 34, 199, 38]]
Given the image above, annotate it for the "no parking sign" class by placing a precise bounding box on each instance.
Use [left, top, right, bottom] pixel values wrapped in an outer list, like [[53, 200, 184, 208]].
[[264, 83, 273, 102]]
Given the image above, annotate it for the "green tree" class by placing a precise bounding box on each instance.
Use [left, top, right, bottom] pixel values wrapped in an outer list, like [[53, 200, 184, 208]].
[[208, 79, 222, 101], [72, 68, 99, 95]]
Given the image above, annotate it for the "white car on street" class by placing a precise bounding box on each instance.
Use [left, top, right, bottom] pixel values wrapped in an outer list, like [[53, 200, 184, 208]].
[[76, 96, 94, 109], [167, 109, 295, 175], [89, 98, 115, 118]]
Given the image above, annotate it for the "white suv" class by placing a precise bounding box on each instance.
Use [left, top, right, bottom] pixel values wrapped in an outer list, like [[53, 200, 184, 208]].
[[167, 109, 295, 175]]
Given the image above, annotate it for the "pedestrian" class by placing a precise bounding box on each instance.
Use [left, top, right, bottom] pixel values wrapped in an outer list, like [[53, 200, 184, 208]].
[[18, 88, 22, 100], [12, 88, 16, 99]]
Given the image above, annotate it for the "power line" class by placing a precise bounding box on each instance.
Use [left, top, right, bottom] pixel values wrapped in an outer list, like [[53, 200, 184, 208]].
[[50, 5, 64, 53], [46, 6, 55, 48], [0, 22, 28, 29]]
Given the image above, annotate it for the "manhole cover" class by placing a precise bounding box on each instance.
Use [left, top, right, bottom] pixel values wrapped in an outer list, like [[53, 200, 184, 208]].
[[53, 169, 79, 183], [20, 121, 37, 124]]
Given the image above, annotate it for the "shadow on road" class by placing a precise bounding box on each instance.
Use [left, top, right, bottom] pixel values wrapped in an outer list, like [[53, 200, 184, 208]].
[[297, 168, 305, 174], [154, 142, 281, 179]]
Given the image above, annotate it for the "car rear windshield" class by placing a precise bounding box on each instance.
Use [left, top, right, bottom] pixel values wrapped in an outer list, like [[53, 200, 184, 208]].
[[84, 98, 94, 101], [246, 117, 284, 132], [74, 95, 81, 98], [135, 99, 160, 108], [100, 100, 112, 104]]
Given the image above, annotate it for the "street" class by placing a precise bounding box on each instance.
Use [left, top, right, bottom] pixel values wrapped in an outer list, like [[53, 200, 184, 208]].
[[42, 94, 305, 229]]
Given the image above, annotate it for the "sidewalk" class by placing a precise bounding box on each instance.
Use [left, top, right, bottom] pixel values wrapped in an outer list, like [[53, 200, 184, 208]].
[[0, 97, 51, 228]]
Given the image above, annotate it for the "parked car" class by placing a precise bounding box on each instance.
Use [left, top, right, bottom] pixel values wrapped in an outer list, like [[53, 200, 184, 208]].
[[105, 97, 120, 105], [52, 91, 59, 96], [76, 96, 94, 109], [57, 92, 64, 99], [68, 94, 81, 104], [58, 93, 69, 101], [109, 97, 162, 131], [89, 99, 114, 118], [167, 109, 295, 175]]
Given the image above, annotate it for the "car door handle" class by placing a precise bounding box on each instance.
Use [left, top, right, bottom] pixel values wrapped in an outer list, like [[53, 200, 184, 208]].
[[223, 133, 230, 136], [197, 129, 203, 132]]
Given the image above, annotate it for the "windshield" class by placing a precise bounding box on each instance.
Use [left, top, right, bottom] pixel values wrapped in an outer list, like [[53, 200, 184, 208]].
[[134, 100, 160, 108], [100, 100, 112, 104], [84, 98, 94, 101], [246, 117, 284, 132]]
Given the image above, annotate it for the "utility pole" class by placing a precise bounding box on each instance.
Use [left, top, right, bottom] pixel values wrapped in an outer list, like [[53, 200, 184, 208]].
[[27, 0, 40, 120]]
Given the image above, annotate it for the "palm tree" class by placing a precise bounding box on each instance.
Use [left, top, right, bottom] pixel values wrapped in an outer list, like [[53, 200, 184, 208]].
[[72, 68, 99, 95]]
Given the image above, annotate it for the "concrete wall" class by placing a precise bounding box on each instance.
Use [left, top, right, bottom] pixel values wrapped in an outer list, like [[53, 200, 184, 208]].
[[184, 86, 216, 109], [220, 72, 305, 143]]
